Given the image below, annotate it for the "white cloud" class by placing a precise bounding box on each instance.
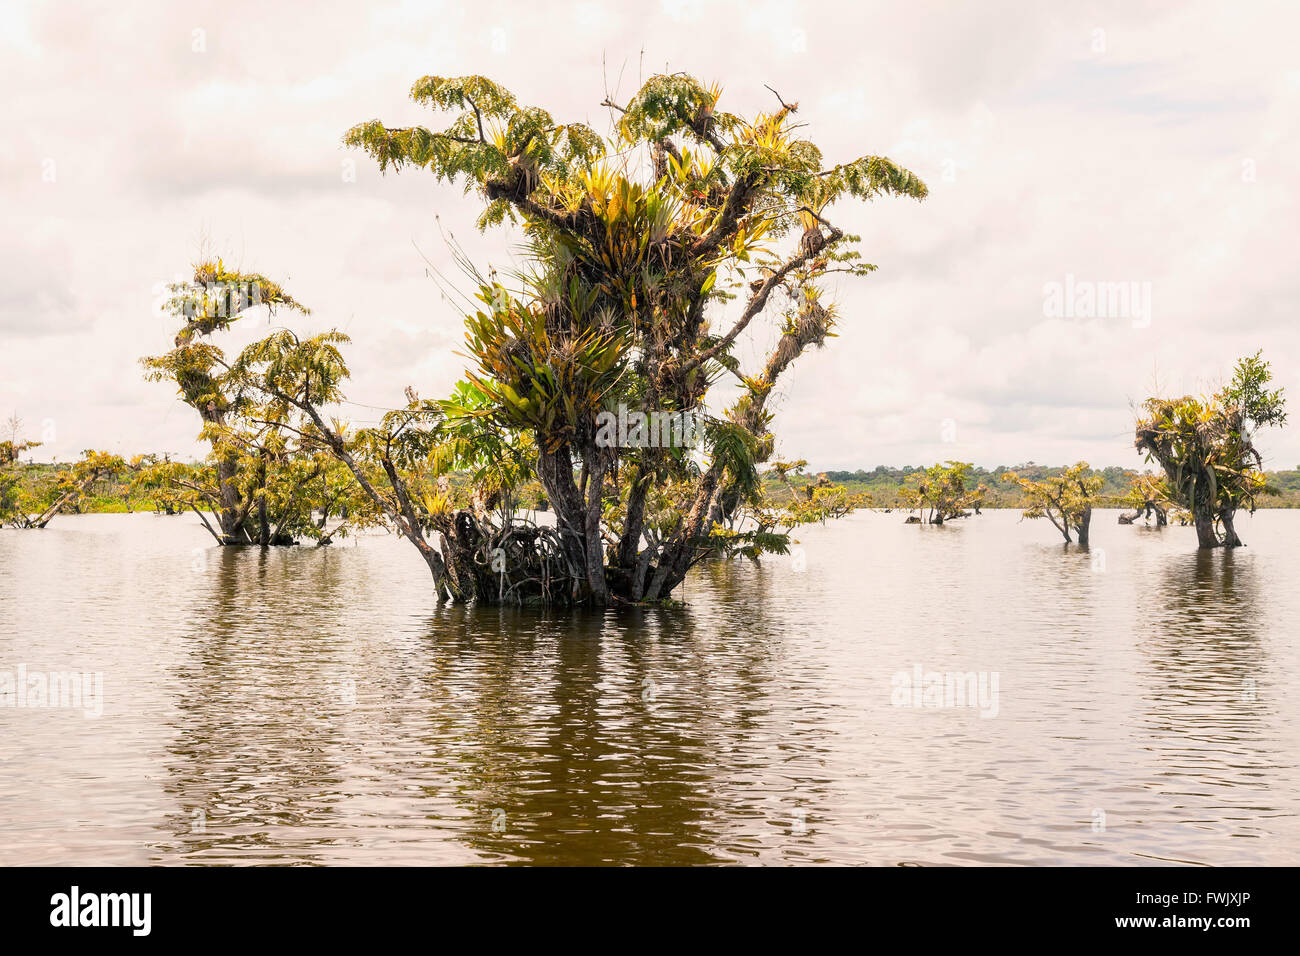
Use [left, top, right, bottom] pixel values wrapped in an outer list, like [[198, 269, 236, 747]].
[[2, 0, 1298, 472]]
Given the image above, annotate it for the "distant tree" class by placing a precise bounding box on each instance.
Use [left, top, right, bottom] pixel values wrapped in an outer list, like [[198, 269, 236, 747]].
[[0, 414, 40, 466], [1, 450, 125, 529], [902, 461, 978, 524], [141, 261, 360, 545], [766, 460, 867, 521], [1004, 461, 1102, 545], [1135, 351, 1286, 548], [1117, 472, 1169, 526]]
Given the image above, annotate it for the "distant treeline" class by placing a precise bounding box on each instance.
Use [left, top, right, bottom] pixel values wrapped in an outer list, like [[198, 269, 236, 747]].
[[12, 458, 1300, 516], [782, 464, 1300, 509]]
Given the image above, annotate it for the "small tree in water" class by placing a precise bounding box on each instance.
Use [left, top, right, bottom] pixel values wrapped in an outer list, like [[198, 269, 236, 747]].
[[1134, 351, 1286, 548], [902, 461, 978, 524], [1004, 461, 1103, 545], [1, 450, 125, 529], [1116, 472, 1169, 526], [141, 261, 369, 546]]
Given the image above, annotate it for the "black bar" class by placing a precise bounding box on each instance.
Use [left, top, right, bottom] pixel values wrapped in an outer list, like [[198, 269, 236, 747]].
[[0, 865, 1281, 943]]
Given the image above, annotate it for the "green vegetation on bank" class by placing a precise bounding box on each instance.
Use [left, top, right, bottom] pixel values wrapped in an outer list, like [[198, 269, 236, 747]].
[[767, 463, 1300, 509], [2, 462, 146, 514], [10, 458, 1300, 518]]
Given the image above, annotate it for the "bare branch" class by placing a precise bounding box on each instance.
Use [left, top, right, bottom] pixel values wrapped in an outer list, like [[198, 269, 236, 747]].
[[763, 84, 798, 113]]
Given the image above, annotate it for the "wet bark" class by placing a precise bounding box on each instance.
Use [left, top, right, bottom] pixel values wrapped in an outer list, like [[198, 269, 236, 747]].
[[536, 441, 591, 600], [1220, 512, 1244, 548], [581, 453, 609, 603], [1193, 507, 1220, 548], [616, 465, 650, 569], [256, 453, 270, 546]]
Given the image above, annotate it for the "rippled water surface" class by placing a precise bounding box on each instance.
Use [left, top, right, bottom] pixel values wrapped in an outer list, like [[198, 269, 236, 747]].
[[2, 509, 1299, 865]]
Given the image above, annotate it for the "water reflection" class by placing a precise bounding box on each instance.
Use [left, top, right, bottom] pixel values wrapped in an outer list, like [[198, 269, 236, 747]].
[[4, 510, 1299, 865], [153, 547, 360, 862], [1133, 548, 1288, 860], [149, 548, 836, 864]]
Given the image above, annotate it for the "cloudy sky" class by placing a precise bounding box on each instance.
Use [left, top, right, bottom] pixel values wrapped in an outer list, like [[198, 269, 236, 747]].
[[3, 0, 1298, 471]]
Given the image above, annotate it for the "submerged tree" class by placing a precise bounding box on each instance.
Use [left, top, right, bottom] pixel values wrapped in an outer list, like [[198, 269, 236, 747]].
[[0, 450, 125, 529], [762, 460, 868, 520], [902, 461, 978, 525], [1116, 472, 1168, 526], [706, 459, 867, 560], [1135, 352, 1285, 548], [315, 72, 927, 603], [228, 332, 539, 600], [1005, 461, 1102, 545], [141, 261, 357, 546]]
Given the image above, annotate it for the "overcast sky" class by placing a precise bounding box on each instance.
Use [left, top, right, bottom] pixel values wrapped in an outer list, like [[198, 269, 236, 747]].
[[3, 0, 1298, 471]]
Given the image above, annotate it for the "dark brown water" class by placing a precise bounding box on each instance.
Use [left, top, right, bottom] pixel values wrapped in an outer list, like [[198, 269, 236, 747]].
[[2, 509, 1298, 865]]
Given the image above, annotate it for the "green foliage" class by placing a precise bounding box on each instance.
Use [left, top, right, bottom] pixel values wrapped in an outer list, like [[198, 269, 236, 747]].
[[1135, 352, 1287, 546], [1222, 349, 1287, 432], [455, 283, 628, 449], [296, 69, 931, 600], [1005, 461, 1102, 543], [902, 461, 980, 524], [142, 264, 369, 546], [1, 449, 126, 528]]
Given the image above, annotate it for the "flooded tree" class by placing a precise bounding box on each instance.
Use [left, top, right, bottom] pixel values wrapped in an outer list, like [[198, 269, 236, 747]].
[[229, 333, 525, 600], [902, 461, 978, 524], [1, 450, 125, 529], [1005, 461, 1103, 545], [1117, 472, 1168, 526], [141, 262, 363, 546], [1135, 351, 1286, 548], [1, 417, 41, 526], [705, 460, 867, 560], [274, 72, 929, 604], [759, 460, 866, 520]]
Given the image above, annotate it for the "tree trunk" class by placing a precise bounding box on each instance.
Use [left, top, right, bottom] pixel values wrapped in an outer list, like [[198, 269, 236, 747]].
[[1076, 506, 1091, 547], [256, 453, 270, 546], [196, 399, 250, 544], [1220, 511, 1244, 548], [581, 454, 609, 603], [647, 464, 719, 601], [214, 451, 249, 542], [536, 441, 595, 601], [616, 466, 650, 569], [1193, 507, 1220, 548]]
